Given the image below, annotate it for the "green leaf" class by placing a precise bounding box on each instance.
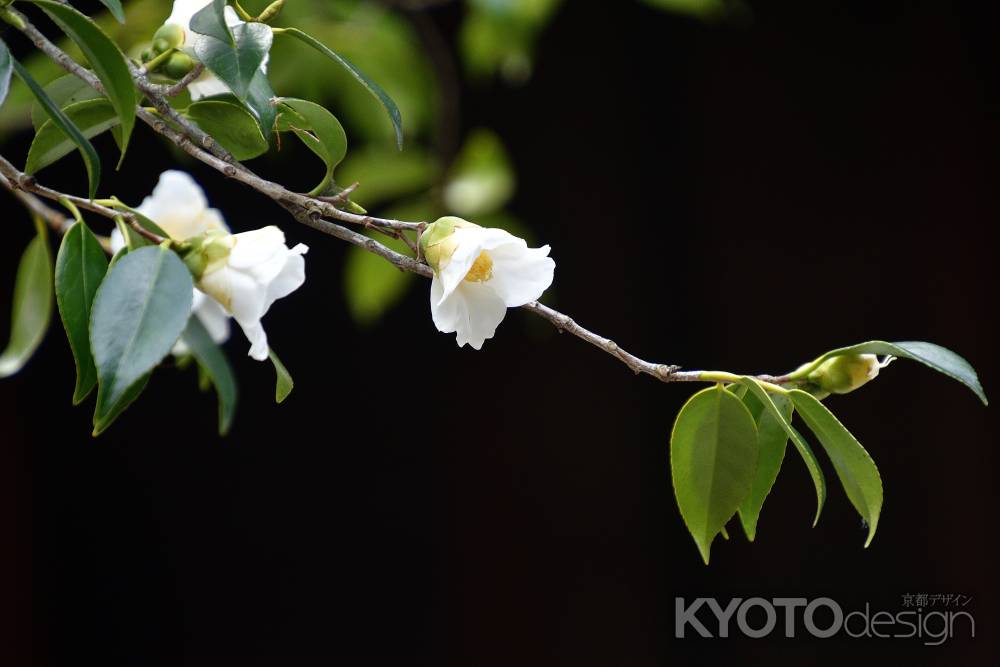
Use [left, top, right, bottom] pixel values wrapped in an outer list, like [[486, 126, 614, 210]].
[[269, 349, 293, 403], [181, 316, 237, 436], [279, 28, 404, 149], [739, 378, 826, 527], [27, 1, 137, 166], [12, 58, 101, 199], [26, 99, 121, 175], [277, 97, 347, 196], [0, 39, 12, 109], [30, 74, 103, 131], [244, 68, 277, 138], [0, 220, 53, 378], [795, 340, 987, 406], [670, 384, 759, 564], [737, 392, 792, 541], [54, 221, 108, 403], [90, 246, 193, 432], [190, 0, 235, 46], [194, 22, 272, 100], [185, 99, 268, 161], [97, 0, 126, 24], [788, 389, 883, 548]]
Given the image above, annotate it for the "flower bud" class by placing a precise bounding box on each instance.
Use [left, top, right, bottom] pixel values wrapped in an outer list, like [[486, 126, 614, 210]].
[[140, 47, 155, 63], [178, 230, 234, 280], [257, 0, 286, 23], [807, 353, 882, 395], [420, 216, 476, 273], [161, 52, 195, 79], [153, 23, 185, 51]]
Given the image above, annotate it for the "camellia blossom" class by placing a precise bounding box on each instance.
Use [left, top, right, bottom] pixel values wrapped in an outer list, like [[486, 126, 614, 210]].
[[161, 0, 269, 100], [420, 217, 555, 350]]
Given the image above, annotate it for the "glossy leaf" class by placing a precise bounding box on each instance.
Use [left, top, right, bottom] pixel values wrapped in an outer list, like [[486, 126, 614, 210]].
[[194, 22, 272, 100], [0, 39, 12, 108], [90, 246, 193, 432], [30, 74, 103, 131], [739, 378, 826, 527], [0, 221, 53, 378], [279, 28, 404, 149], [737, 392, 792, 541], [181, 316, 237, 435], [269, 349, 293, 403], [789, 389, 883, 547], [55, 221, 108, 403], [190, 0, 235, 46], [97, 0, 126, 24], [26, 99, 121, 175], [12, 58, 101, 199], [28, 1, 136, 164], [244, 69, 277, 138], [185, 99, 268, 160], [277, 98, 347, 195], [670, 384, 758, 564], [796, 340, 987, 406]]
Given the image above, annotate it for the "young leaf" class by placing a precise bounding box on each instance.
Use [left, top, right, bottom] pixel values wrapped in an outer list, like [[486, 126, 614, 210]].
[[185, 99, 268, 161], [97, 0, 126, 24], [0, 38, 12, 108], [12, 58, 101, 199], [190, 0, 235, 46], [737, 393, 792, 541], [0, 220, 53, 378], [788, 389, 883, 547], [27, 1, 137, 165], [30, 74, 103, 131], [90, 246, 193, 431], [277, 98, 347, 196], [194, 22, 272, 100], [55, 221, 108, 403], [269, 349, 293, 403], [278, 28, 404, 149], [739, 378, 827, 527], [181, 316, 238, 436], [26, 99, 121, 175], [796, 340, 987, 406], [670, 384, 759, 564]]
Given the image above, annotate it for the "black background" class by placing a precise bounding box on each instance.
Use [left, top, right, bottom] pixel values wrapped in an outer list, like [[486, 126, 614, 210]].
[[2, 0, 998, 664]]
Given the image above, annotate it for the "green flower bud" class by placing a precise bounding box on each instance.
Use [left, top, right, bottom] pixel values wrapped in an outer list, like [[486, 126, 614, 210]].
[[140, 47, 155, 63], [161, 52, 195, 80], [257, 0, 286, 23], [807, 353, 882, 396], [178, 230, 233, 280], [153, 24, 186, 51], [419, 216, 477, 273]]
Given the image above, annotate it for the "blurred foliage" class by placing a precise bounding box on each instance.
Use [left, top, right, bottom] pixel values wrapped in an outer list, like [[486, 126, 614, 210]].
[[459, 0, 562, 84]]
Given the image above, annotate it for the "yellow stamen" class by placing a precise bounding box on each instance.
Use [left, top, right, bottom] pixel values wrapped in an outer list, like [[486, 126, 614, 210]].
[[464, 251, 494, 283]]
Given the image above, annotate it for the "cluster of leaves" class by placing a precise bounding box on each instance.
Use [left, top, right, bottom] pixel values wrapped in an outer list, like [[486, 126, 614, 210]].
[[670, 342, 987, 563]]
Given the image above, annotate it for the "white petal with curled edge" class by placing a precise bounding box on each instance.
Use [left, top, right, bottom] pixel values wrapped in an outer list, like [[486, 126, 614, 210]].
[[487, 244, 555, 307]]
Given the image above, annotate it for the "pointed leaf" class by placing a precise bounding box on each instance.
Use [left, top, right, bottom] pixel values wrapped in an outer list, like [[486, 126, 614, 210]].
[[26, 99, 121, 174], [739, 378, 826, 527], [194, 23, 272, 100], [670, 384, 758, 564], [55, 221, 108, 403], [97, 0, 126, 24], [279, 28, 403, 149], [190, 0, 235, 46], [0, 220, 53, 378], [0, 39, 12, 108], [737, 393, 792, 541], [269, 349, 293, 403], [30, 74, 103, 131], [27, 1, 137, 164], [181, 316, 237, 435], [185, 99, 268, 161], [277, 98, 347, 196], [788, 389, 883, 547], [90, 246, 193, 429]]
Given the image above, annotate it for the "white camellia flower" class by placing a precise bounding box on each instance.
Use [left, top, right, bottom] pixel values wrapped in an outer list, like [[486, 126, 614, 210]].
[[420, 217, 555, 350], [110, 171, 231, 353], [195, 227, 308, 361], [161, 0, 269, 100]]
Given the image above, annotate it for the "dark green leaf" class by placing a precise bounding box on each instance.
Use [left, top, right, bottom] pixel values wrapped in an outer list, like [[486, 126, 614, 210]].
[[185, 99, 268, 161], [97, 0, 126, 24], [794, 340, 987, 406], [30, 74, 103, 131], [190, 0, 234, 46], [670, 384, 758, 564], [181, 316, 237, 435], [90, 246, 193, 432], [277, 97, 347, 195], [279, 28, 403, 149], [55, 221, 108, 403], [28, 1, 137, 164], [739, 378, 826, 528], [0, 220, 53, 378], [26, 99, 120, 174], [737, 392, 792, 541], [244, 68, 276, 138], [194, 22, 272, 100], [0, 39, 12, 109], [269, 349, 293, 403], [12, 58, 101, 199], [788, 389, 883, 547]]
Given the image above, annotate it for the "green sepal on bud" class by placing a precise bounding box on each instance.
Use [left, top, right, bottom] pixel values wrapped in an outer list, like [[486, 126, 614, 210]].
[[419, 216, 477, 273], [176, 230, 233, 280], [161, 52, 195, 80], [802, 353, 883, 397], [152, 24, 185, 52]]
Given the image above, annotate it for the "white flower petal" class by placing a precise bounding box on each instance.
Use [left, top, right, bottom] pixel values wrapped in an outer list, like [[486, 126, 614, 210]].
[[136, 171, 216, 240], [261, 244, 307, 316], [437, 226, 521, 304], [109, 228, 125, 255], [241, 320, 269, 361], [429, 275, 460, 334], [450, 283, 508, 350], [192, 289, 231, 344], [487, 244, 555, 307], [187, 72, 232, 100]]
